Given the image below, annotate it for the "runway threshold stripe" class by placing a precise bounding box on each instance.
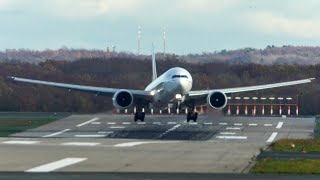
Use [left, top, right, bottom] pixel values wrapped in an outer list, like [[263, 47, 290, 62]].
[[2, 140, 39, 145], [42, 129, 71, 138], [62, 142, 100, 146], [25, 158, 87, 173], [76, 117, 99, 127], [216, 136, 247, 140], [276, 122, 284, 129], [266, 132, 278, 143]]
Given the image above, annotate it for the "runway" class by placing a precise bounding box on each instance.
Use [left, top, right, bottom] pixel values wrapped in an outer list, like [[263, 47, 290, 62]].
[[0, 114, 315, 174]]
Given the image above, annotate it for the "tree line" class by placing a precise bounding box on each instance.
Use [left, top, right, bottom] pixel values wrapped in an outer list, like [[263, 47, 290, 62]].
[[0, 56, 319, 115]]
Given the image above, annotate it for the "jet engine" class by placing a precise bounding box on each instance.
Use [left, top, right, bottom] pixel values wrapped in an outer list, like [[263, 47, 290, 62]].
[[207, 91, 227, 110], [112, 90, 134, 109]]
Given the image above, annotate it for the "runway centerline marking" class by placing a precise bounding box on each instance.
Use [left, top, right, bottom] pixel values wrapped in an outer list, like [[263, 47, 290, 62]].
[[2, 140, 39, 145], [76, 117, 99, 127], [42, 129, 71, 138], [234, 123, 243, 126], [219, 123, 228, 126], [107, 122, 116, 125], [248, 124, 257, 126], [276, 122, 284, 129], [267, 132, 278, 143], [159, 124, 181, 138], [25, 158, 87, 173], [204, 122, 213, 125], [152, 122, 162, 125], [264, 124, 273, 127], [138, 122, 146, 125], [62, 142, 100, 146], [122, 122, 131, 125], [226, 127, 241, 130], [74, 135, 106, 138], [216, 136, 247, 140]]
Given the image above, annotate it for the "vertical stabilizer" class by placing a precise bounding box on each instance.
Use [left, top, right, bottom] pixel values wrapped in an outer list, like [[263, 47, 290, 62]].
[[152, 44, 157, 81]]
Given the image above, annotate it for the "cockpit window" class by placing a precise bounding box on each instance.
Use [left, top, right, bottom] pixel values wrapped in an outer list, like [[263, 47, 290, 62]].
[[172, 75, 188, 79]]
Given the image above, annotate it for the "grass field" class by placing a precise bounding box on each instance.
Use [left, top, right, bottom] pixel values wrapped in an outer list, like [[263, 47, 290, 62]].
[[251, 158, 320, 174], [0, 117, 59, 137], [271, 139, 320, 153]]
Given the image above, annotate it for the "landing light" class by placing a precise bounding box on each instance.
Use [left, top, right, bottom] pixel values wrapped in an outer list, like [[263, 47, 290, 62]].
[[150, 91, 156, 96], [175, 94, 182, 99]]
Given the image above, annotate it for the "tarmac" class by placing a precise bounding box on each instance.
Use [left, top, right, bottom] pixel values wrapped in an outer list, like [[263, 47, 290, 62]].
[[0, 114, 315, 178]]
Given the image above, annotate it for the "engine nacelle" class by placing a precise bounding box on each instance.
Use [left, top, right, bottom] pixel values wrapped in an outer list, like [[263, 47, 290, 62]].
[[112, 90, 134, 109], [207, 91, 228, 110]]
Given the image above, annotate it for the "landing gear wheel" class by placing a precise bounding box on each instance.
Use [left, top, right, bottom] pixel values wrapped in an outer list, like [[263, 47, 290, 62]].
[[134, 112, 145, 122], [187, 112, 198, 122]]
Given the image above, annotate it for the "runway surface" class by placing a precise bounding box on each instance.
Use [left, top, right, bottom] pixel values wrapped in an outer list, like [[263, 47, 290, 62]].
[[0, 114, 315, 174]]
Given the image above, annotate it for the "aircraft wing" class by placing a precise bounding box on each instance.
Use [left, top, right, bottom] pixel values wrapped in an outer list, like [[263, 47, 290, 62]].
[[7, 76, 152, 99], [188, 78, 315, 98]]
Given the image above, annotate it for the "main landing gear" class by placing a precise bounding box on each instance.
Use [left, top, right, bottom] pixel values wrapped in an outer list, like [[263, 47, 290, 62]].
[[187, 111, 198, 122], [134, 111, 145, 122]]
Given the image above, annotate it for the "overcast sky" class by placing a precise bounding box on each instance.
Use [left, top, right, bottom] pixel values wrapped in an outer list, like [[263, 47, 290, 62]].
[[0, 0, 320, 54]]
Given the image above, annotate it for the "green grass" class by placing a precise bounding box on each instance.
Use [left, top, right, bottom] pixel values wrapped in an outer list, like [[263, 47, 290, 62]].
[[0, 118, 59, 137], [251, 158, 320, 174], [271, 139, 320, 153]]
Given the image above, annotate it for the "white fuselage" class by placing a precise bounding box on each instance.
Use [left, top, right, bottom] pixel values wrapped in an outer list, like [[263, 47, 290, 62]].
[[145, 67, 192, 107]]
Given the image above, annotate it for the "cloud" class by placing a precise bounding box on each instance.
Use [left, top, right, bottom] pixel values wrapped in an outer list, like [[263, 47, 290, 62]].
[[179, 0, 237, 13], [248, 11, 320, 39]]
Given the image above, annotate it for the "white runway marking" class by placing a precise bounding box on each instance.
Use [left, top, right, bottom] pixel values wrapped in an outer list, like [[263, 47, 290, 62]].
[[122, 122, 131, 125], [114, 141, 162, 147], [159, 124, 181, 138], [248, 124, 258, 126], [138, 122, 146, 125], [226, 127, 241, 130], [216, 136, 247, 140], [264, 124, 273, 127], [97, 131, 113, 134], [220, 132, 236, 135], [2, 140, 39, 145], [276, 122, 284, 129], [188, 122, 198, 125], [91, 122, 101, 125], [219, 123, 228, 125], [234, 123, 243, 126], [74, 135, 106, 138], [204, 122, 213, 125], [110, 126, 125, 129], [25, 158, 87, 173], [42, 129, 71, 138], [152, 122, 162, 125], [107, 122, 116, 125], [167, 122, 177, 125], [62, 142, 100, 146], [77, 117, 99, 127], [267, 132, 278, 143]]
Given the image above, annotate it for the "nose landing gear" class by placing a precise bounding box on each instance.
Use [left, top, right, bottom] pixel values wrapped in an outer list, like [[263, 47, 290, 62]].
[[187, 111, 198, 122]]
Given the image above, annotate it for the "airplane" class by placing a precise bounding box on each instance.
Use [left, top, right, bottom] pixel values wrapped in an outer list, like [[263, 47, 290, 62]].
[[8, 47, 315, 122]]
